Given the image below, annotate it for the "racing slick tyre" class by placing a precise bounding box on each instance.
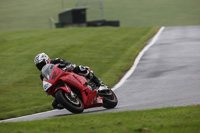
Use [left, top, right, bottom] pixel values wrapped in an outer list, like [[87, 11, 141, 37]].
[[55, 89, 84, 113], [99, 90, 118, 109]]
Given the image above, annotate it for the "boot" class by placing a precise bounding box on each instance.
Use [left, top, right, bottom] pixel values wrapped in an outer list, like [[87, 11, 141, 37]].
[[87, 72, 108, 91], [86, 71, 102, 87], [98, 84, 109, 91], [91, 75, 102, 87]]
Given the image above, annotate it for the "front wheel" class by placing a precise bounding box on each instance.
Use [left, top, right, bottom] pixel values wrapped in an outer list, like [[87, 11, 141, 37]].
[[55, 90, 84, 114], [99, 90, 118, 109]]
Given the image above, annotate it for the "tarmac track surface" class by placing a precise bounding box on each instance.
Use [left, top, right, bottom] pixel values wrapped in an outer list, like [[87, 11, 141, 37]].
[[1, 25, 200, 122]]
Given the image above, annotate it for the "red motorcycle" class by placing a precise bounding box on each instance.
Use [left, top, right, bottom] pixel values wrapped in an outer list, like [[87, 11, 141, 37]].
[[42, 64, 118, 113]]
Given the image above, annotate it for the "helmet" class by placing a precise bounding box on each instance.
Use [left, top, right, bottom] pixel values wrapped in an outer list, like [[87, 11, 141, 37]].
[[34, 53, 50, 71]]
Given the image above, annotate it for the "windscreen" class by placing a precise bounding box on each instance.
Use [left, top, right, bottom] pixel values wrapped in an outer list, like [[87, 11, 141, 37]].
[[41, 64, 55, 80]]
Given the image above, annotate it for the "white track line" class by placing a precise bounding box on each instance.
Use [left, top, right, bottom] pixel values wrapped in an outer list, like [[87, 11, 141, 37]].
[[112, 26, 165, 90], [0, 110, 59, 122]]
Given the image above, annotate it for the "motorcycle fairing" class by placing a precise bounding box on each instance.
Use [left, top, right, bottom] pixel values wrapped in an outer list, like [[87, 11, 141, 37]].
[[82, 89, 103, 109], [60, 73, 86, 91]]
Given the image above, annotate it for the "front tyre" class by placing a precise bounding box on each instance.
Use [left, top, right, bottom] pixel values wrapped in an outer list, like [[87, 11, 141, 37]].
[[55, 90, 84, 113], [99, 90, 118, 109]]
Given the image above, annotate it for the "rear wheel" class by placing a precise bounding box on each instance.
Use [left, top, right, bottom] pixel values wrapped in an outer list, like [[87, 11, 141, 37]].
[[98, 90, 118, 109], [55, 89, 84, 113]]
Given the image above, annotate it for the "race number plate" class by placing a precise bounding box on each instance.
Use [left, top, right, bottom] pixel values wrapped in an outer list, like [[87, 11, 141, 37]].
[[43, 81, 52, 91], [97, 98, 103, 103]]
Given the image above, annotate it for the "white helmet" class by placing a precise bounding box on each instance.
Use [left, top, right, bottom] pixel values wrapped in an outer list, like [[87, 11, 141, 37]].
[[34, 53, 50, 70]]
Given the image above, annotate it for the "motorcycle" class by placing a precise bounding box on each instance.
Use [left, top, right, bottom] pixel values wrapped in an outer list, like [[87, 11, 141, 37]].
[[42, 64, 118, 113]]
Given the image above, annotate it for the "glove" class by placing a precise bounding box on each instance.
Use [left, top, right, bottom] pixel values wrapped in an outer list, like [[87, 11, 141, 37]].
[[63, 64, 76, 71]]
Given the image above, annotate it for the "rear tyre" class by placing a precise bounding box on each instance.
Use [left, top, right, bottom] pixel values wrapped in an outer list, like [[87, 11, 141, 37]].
[[55, 89, 84, 113], [99, 90, 118, 109]]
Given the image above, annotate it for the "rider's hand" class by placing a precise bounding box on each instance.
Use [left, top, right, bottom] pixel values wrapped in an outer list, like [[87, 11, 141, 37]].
[[63, 64, 76, 71]]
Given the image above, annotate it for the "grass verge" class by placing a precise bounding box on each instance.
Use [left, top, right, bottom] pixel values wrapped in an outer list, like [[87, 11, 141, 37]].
[[0, 27, 158, 120], [0, 105, 200, 133]]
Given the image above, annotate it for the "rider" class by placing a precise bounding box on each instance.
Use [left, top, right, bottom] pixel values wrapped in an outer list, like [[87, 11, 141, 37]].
[[34, 52, 108, 109]]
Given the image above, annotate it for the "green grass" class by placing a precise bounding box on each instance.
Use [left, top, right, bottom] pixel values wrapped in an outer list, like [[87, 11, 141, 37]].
[[0, 0, 200, 32], [0, 106, 200, 133], [0, 27, 158, 120]]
